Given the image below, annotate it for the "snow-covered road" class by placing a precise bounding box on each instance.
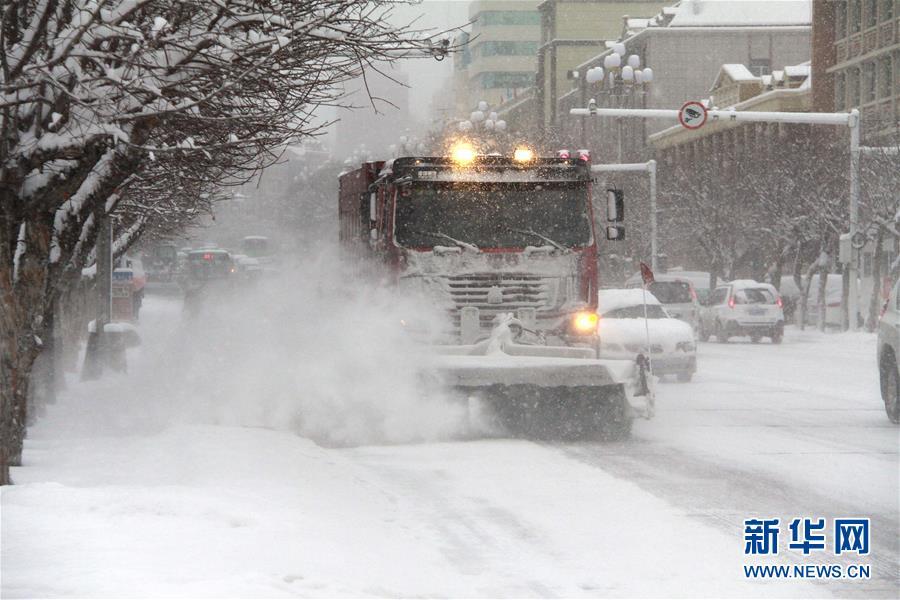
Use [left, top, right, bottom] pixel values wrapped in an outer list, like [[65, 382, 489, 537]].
[[2, 294, 898, 598]]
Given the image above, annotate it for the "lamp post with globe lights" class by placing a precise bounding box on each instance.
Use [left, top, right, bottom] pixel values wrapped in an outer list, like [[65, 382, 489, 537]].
[[456, 99, 508, 152], [582, 45, 654, 161]]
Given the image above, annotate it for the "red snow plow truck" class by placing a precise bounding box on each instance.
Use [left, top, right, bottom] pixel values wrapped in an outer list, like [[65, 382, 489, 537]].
[[338, 142, 651, 439]]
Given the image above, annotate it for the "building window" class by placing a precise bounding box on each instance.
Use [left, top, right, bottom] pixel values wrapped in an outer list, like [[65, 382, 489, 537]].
[[748, 58, 771, 76], [863, 62, 876, 102], [883, 0, 894, 20], [475, 41, 539, 58], [850, 0, 862, 33], [878, 56, 893, 98], [836, 1, 848, 39], [895, 50, 900, 100], [835, 72, 847, 110], [473, 11, 541, 27], [475, 71, 534, 90], [866, 0, 878, 27], [848, 67, 860, 106]]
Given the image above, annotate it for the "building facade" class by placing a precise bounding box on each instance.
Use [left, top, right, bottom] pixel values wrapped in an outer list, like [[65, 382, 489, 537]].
[[453, 0, 542, 113], [535, 0, 668, 138], [826, 0, 899, 143], [556, 0, 811, 160]]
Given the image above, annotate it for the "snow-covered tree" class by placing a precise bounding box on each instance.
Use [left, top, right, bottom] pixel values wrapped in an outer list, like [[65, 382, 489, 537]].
[[858, 142, 900, 331], [0, 0, 451, 484]]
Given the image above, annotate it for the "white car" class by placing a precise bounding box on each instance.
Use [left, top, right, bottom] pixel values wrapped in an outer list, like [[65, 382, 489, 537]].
[[699, 280, 785, 344], [778, 273, 843, 327], [597, 289, 697, 382]]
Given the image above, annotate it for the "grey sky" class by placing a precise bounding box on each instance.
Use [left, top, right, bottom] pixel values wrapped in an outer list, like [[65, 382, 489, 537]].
[[390, 1, 471, 120]]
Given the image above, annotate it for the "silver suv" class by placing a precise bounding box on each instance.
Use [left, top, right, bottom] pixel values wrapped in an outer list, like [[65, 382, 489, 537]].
[[626, 276, 701, 333], [877, 280, 900, 424]]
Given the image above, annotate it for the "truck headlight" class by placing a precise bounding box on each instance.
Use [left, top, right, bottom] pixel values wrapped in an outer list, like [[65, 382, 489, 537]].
[[450, 141, 477, 165], [513, 146, 535, 163], [677, 340, 695, 352], [571, 311, 599, 334]]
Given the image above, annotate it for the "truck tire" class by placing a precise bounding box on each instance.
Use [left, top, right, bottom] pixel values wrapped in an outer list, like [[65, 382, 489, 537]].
[[881, 355, 900, 424]]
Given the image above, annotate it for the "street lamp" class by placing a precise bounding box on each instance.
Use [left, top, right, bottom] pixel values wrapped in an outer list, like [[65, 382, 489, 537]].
[[583, 48, 653, 161], [457, 100, 508, 148]]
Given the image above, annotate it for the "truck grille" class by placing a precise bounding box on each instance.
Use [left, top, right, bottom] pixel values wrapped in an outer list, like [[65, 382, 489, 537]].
[[443, 273, 559, 329]]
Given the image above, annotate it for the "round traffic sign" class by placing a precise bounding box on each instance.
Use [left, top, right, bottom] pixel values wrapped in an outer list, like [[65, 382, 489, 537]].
[[678, 101, 708, 130]]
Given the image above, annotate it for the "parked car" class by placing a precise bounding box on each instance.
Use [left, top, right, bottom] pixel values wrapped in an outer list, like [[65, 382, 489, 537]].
[[628, 268, 716, 303], [625, 275, 702, 333], [778, 274, 843, 327], [876, 280, 900, 424], [699, 280, 785, 344], [597, 289, 697, 382]]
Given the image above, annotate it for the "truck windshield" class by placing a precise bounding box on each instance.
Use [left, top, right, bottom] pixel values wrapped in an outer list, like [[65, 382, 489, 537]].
[[394, 182, 591, 249]]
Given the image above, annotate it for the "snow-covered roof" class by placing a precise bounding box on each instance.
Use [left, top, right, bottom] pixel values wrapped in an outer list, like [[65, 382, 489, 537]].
[[626, 17, 651, 29], [668, 0, 811, 28], [189, 248, 229, 255], [727, 279, 778, 291], [710, 64, 759, 92], [722, 64, 757, 82], [598, 289, 661, 313], [784, 64, 810, 78], [626, 271, 712, 288]]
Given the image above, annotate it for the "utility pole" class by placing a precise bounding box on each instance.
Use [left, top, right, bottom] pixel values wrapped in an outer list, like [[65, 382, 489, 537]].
[[571, 105, 862, 330], [82, 210, 112, 380], [848, 111, 860, 331]]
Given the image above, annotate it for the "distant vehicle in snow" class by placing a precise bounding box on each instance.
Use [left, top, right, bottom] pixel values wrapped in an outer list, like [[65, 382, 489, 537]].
[[181, 249, 236, 313], [625, 274, 701, 333], [877, 280, 900, 424], [699, 280, 785, 344], [231, 254, 263, 281], [597, 289, 697, 382], [241, 236, 277, 264], [184, 249, 234, 282], [142, 243, 179, 283], [777, 273, 843, 327]]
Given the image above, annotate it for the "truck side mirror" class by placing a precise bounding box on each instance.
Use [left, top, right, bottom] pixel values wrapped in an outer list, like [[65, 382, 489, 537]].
[[606, 225, 625, 241], [607, 189, 624, 222]]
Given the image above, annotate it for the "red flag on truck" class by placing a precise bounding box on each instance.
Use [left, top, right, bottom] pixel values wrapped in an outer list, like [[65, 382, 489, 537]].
[[640, 262, 655, 285]]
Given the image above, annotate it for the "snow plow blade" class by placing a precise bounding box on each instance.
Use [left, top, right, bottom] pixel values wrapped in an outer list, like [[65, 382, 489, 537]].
[[430, 316, 653, 440]]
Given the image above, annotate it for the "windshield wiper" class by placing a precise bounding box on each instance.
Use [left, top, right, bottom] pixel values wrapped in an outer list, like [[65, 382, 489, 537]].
[[410, 230, 480, 253], [506, 227, 570, 253]]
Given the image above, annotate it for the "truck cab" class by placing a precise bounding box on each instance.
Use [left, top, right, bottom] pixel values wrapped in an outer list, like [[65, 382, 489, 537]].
[[340, 145, 600, 346]]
